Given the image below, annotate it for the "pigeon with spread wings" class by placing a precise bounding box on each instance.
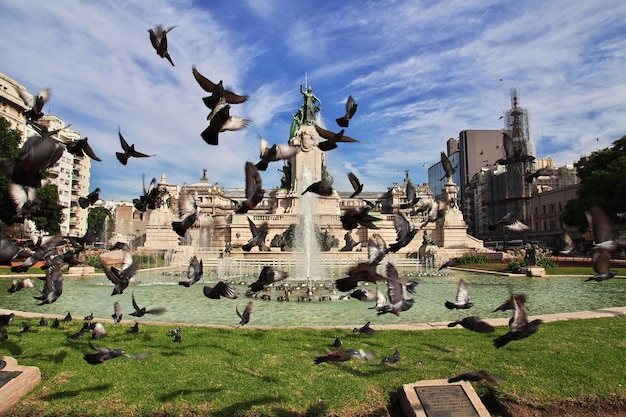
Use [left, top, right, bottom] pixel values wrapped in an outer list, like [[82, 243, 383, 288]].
[[129, 292, 166, 317], [116, 129, 153, 165], [100, 251, 139, 295], [314, 125, 359, 151], [66, 137, 101, 161], [255, 136, 299, 171], [18, 87, 51, 121], [192, 66, 248, 110]]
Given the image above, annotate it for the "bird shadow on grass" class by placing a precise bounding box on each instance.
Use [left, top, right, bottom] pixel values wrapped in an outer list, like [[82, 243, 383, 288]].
[[422, 342, 454, 353], [40, 383, 112, 401], [20, 349, 68, 365], [271, 400, 328, 417], [214, 395, 285, 417], [158, 386, 222, 402], [0, 339, 23, 356]]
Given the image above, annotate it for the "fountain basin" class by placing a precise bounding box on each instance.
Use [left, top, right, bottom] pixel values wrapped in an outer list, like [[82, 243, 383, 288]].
[[1, 271, 624, 327]]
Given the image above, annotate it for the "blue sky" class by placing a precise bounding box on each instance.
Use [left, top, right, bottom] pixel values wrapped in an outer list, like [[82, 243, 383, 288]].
[[1, 0, 625, 202]]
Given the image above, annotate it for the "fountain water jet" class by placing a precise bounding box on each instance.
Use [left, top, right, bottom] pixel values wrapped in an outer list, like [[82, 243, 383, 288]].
[[293, 168, 323, 286]]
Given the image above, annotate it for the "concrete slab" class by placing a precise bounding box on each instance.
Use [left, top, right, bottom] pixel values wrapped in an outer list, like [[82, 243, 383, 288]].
[[400, 379, 491, 417], [0, 356, 40, 416], [521, 266, 546, 277]]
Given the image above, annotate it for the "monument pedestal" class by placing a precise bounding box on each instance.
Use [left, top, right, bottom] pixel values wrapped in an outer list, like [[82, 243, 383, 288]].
[[400, 379, 491, 417], [0, 356, 40, 416]]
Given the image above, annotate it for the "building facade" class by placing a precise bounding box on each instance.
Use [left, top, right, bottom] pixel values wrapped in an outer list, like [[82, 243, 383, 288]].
[[0, 72, 91, 237]]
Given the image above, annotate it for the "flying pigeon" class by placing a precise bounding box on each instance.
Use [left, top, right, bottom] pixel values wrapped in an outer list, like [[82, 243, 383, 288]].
[[178, 256, 203, 287], [589, 205, 626, 252], [78, 188, 100, 209], [65, 137, 101, 161], [447, 316, 495, 333], [347, 172, 364, 198], [7, 277, 34, 293], [445, 279, 473, 309], [83, 342, 148, 364], [171, 192, 213, 237], [255, 136, 299, 171], [200, 103, 251, 146], [34, 264, 64, 305], [335, 95, 357, 128], [112, 301, 123, 323], [388, 211, 418, 253], [488, 212, 529, 232], [236, 301, 253, 326], [234, 162, 264, 214], [374, 263, 415, 316], [495, 132, 535, 165], [399, 180, 419, 209], [0, 129, 64, 188], [203, 281, 239, 299], [586, 249, 617, 282], [100, 251, 140, 295], [248, 266, 288, 292], [440, 152, 457, 181], [17, 87, 51, 121], [493, 298, 543, 348], [301, 179, 333, 196], [192, 66, 248, 109], [340, 207, 381, 230], [314, 125, 360, 151], [148, 25, 176, 66], [129, 292, 166, 317], [241, 218, 269, 252], [492, 293, 527, 313], [133, 175, 166, 212], [116, 129, 154, 165]]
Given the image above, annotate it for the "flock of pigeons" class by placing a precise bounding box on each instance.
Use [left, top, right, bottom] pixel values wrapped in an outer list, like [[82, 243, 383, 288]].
[[1, 23, 621, 376]]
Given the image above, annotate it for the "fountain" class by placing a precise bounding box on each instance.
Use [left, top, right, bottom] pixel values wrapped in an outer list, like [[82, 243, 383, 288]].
[[293, 168, 323, 285]]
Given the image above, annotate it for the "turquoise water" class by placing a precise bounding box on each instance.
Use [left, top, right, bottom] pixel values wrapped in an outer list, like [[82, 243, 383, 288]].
[[1, 271, 625, 327]]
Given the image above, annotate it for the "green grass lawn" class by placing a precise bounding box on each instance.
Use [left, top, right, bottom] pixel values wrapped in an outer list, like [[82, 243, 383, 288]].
[[1, 314, 625, 416]]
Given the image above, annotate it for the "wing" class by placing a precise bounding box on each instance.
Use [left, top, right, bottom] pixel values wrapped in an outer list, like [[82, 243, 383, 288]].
[[590, 205, 615, 244], [118, 129, 130, 152], [177, 191, 197, 218], [592, 248, 612, 275], [456, 279, 470, 305], [131, 293, 141, 311], [393, 212, 413, 240], [314, 124, 336, 141], [101, 262, 120, 285], [345, 95, 357, 117], [274, 144, 299, 160], [220, 116, 251, 132], [510, 298, 528, 331], [187, 256, 200, 280], [192, 66, 218, 93], [247, 217, 260, 237], [347, 172, 362, 197]]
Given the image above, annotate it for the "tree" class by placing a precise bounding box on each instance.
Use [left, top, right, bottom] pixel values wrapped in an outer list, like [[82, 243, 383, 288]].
[[31, 183, 64, 235], [0, 116, 21, 226], [87, 206, 113, 243], [561, 135, 626, 231]]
